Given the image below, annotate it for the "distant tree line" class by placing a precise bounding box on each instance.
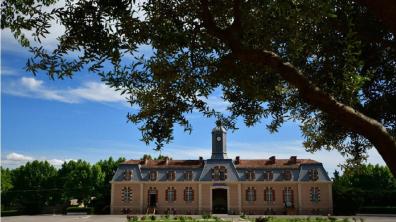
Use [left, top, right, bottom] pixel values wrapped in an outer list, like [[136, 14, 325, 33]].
[[1, 157, 125, 214], [333, 164, 396, 215]]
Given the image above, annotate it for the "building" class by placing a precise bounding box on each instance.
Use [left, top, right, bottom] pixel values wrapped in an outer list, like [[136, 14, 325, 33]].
[[110, 125, 333, 215]]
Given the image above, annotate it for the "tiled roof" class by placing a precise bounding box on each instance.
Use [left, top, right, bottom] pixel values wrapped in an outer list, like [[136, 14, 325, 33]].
[[122, 158, 319, 169], [122, 159, 204, 168], [235, 159, 319, 168]]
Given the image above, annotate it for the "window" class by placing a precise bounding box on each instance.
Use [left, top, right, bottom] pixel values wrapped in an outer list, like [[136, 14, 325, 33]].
[[245, 170, 255, 181], [184, 171, 193, 181], [123, 169, 132, 181], [166, 187, 176, 202], [184, 187, 194, 201], [283, 170, 292, 181], [264, 187, 275, 203], [167, 171, 176, 181], [309, 169, 319, 181], [264, 171, 273, 181], [310, 187, 320, 203], [283, 187, 294, 208], [212, 166, 227, 181], [246, 187, 256, 202], [149, 171, 157, 181], [121, 187, 132, 203]]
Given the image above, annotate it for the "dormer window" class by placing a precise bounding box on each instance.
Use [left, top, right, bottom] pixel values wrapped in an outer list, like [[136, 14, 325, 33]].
[[245, 170, 255, 181], [308, 169, 319, 181], [149, 170, 157, 181], [283, 170, 292, 181], [264, 171, 273, 181], [184, 171, 193, 181], [123, 169, 132, 181], [212, 166, 227, 181], [167, 171, 176, 181]]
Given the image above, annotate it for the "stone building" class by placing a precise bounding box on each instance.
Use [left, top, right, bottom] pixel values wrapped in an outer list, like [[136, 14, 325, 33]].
[[110, 125, 333, 215]]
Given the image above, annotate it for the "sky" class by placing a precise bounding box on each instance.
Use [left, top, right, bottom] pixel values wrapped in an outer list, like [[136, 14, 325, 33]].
[[0, 12, 386, 175]]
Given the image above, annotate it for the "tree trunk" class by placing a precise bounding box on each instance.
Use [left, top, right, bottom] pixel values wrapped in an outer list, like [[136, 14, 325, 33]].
[[234, 49, 396, 177]]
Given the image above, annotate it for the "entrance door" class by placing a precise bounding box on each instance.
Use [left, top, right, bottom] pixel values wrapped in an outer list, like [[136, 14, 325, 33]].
[[212, 189, 228, 214], [149, 193, 157, 207]]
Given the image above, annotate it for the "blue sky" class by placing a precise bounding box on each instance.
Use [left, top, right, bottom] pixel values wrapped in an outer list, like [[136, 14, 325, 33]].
[[0, 25, 386, 175]]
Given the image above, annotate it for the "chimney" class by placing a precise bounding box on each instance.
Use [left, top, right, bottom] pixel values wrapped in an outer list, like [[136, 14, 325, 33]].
[[269, 156, 276, 164], [289, 156, 297, 164], [235, 156, 240, 165], [164, 156, 170, 165], [199, 156, 203, 161], [143, 156, 148, 165]]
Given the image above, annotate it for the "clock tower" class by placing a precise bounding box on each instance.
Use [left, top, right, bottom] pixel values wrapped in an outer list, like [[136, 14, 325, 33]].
[[211, 123, 228, 159]]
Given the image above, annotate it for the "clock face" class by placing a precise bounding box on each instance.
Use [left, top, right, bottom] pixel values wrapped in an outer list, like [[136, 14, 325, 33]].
[[216, 136, 222, 142]]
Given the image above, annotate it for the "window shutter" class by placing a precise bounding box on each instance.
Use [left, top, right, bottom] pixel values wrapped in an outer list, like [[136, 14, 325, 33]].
[[272, 189, 275, 202], [165, 189, 169, 201], [264, 189, 267, 201], [191, 188, 194, 201], [184, 188, 187, 201], [282, 189, 286, 203], [253, 188, 256, 201], [291, 189, 294, 205], [173, 188, 176, 201], [245, 189, 249, 201]]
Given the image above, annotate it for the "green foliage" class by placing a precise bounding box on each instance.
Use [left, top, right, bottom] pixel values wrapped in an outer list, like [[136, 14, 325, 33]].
[[1, 0, 396, 168], [333, 164, 396, 215], [0, 210, 20, 217], [0, 157, 125, 215], [202, 213, 212, 219]]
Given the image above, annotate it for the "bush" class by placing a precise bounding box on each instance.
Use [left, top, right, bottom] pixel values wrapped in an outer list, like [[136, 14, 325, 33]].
[[141, 216, 147, 221], [127, 215, 139, 222], [65, 207, 93, 214], [359, 206, 396, 214], [255, 216, 270, 222], [150, 215, 156, 221], [202, 213, 212, 219], [1, 210, 19, 217]]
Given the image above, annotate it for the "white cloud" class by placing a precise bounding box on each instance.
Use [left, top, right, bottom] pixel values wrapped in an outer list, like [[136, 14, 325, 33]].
[[3, 77, 127, 105], [2, 152, 75, 168], [6, 152, 34, 161], [1, 67, 20, 76]]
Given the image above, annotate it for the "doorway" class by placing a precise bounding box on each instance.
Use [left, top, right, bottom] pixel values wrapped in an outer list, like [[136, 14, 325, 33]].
[[212, 188, 228, 214], [149, 192, 157, 207]]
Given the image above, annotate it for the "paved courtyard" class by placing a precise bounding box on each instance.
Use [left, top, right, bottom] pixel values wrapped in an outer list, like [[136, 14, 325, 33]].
[[2, 215, 396, 222]]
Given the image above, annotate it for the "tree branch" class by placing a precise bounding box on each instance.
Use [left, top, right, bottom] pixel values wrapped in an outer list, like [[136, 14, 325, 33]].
[[199, 0, 396, 176]]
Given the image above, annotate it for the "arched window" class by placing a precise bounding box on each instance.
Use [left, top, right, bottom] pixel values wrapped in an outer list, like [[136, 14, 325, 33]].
[[283, 187, 294, 208], [121, 187, 132, 203], [264, 187, 275, 203], [165, 187, 176, 202], [246, 187, 256, 202], [184, 187, 194, 201]]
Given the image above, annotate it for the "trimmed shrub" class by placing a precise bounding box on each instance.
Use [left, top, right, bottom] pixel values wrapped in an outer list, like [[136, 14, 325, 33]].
[[1, 210, 19, 217], [66, 207, 93, 214]]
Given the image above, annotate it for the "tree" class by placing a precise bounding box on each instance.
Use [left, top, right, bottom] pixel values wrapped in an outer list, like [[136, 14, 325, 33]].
[[92, 157, 125, 214], [332, 164, 396, 214], [1, 167, 14, 210], [10, 161, 59, 214], [2, 0, 396, 175], [58, 160, 104, 205]]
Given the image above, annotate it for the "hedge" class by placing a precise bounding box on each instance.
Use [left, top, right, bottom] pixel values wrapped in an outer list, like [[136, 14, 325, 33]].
[[1, 210, 20, 217], [66, 207, 93, 214], [359, 206, 396, 214]]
